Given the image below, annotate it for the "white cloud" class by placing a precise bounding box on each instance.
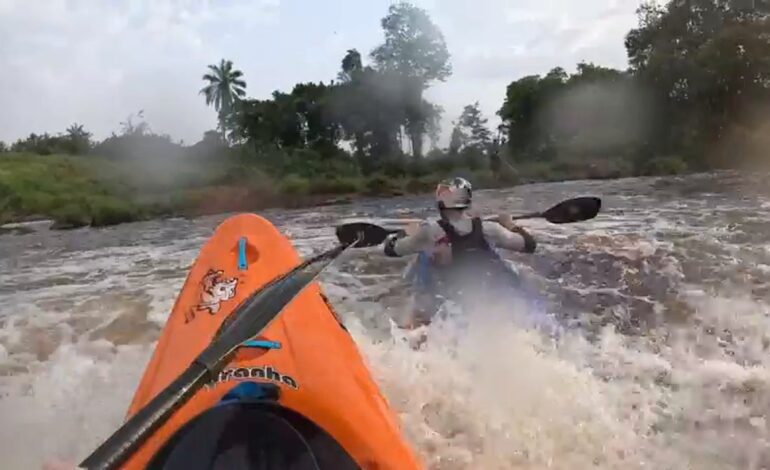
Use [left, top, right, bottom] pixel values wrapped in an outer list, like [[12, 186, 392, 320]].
[[423, 0, 642, 142], [0, 0, 645, 147], [0, 0, 278, 143]]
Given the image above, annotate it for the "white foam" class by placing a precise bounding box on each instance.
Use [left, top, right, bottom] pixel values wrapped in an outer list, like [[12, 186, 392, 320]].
[[344, 312, 665, 469], [0, 341, 151, 469], [330, 286, 770, 469]]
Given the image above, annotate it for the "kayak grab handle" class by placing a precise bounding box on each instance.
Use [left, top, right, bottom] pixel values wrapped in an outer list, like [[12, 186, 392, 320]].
[[238, 237, 248, 270], [241, 339, 282, 350]]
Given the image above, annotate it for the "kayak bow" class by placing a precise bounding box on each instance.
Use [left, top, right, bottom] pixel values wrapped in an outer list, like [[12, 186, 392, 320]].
[[80, 214, 420, 469]]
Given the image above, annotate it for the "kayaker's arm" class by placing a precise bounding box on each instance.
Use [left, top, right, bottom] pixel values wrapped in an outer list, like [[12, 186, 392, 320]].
[[384, 222, 433, 257], [483, 218, 537, 253]]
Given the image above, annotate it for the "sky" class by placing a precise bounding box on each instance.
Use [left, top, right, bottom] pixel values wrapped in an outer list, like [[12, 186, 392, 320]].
[[0, 0, 645, 147]]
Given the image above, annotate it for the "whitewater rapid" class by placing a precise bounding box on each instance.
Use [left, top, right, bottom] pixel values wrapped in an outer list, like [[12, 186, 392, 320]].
[[2, 171, 770, 469]]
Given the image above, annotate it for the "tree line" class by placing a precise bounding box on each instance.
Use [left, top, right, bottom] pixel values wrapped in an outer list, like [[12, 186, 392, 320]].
[[3, 0, 770, 185], [498, 0, 770, 175]]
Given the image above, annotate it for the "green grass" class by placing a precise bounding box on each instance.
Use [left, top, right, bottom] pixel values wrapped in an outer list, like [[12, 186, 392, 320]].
[[50, 203, 92, 229], [309, 177, 362, 195], [404, 175, 436, 193], [0, 153, 144, 227], [279, 174, 311, 196], [1, 149, 680, 229], [364, 174, 400, 196], [637, 155, 690, 176], [279, 175, 366, 197]]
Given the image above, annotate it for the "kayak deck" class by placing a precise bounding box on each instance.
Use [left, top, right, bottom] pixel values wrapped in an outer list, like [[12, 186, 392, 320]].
[[121, 213, 421, 469]]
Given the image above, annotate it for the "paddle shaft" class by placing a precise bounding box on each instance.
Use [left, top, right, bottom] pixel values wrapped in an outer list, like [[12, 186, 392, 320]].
[[80, 241, 356, 470], [336, 197, 600, 246], [508, 212, 542, 221], [392, 213, 538, 224], [385, 197, 599, 225]]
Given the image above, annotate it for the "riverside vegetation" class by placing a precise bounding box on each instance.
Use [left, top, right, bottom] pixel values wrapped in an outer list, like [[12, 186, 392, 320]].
[[2, 0, 769, 229]]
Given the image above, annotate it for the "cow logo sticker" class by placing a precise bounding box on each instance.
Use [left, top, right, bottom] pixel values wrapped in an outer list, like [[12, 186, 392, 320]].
[[186, 269, 238, 323]]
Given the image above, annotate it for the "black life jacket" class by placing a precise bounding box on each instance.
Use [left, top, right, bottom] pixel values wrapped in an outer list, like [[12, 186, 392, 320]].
[[436, 217, 492, 265], [435, 217, 520, 291]]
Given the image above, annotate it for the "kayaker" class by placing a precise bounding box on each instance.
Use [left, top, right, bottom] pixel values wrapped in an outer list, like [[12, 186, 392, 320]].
[[384, 176, 537, 327]]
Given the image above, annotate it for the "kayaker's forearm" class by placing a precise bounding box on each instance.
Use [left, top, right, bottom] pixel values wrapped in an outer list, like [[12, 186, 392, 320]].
[[484, 221, 536, 253], [384, 223, 432, 257], [384, 232, 422, 257], [508, 226, 536, 253]]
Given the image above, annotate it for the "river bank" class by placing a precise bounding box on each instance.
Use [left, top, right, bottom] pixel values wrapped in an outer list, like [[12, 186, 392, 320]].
[[0, 152, 691, 230]]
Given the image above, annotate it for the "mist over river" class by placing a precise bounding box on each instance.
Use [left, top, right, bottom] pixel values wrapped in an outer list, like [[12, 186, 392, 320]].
[[3, 171, 770, 469]]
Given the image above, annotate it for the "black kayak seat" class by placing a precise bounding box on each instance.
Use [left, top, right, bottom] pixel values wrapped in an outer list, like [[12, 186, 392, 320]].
[[148, 382, 361, 470]]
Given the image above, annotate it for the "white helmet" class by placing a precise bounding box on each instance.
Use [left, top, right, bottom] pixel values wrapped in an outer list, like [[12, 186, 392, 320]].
[[436, 177, 472, 210]]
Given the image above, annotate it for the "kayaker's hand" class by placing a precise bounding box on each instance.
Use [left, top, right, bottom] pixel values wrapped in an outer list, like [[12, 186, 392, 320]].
[[497, 214, 518, 231], [496, 214, 536, 253], [383, 228, 403, 241], [383, 229, 407, 257]]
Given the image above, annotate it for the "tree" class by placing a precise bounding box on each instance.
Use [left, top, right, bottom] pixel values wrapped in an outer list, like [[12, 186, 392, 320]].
[[202, 130, 224, 146], [8, 127, 93, 155], [200, 59, 247, 140], [370, 2, 451, 159], [371, 2, 451, 82], [0, 141, 7, 153], [448, 102, 493, 169], [231, 81, 343, 160], [449, 125, 465, 156], [625, 0, 770, 161], [458, 102, 492, 152], [424, 101, 444, 151], [338, 49, 363, 83], [290, 82, 341, 152], [232, 94, 302, 149], [568, 62, 627, 85], [328, 51, 407, 172], [498, 74, 555, 158], [65, 123, 92, 154], [498, 63, 636, 161], [120, 110, 150, 136]]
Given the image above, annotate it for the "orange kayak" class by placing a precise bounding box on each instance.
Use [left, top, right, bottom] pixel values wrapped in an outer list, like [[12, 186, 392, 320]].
[[113, 213, 421, 469]]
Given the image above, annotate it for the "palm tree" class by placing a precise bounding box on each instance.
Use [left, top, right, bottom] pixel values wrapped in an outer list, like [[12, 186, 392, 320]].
[[200, 59, 247, 140], [65, 123, 92, 153]]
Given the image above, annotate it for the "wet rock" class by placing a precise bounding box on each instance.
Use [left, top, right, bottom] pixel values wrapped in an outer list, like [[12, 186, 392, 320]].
[[0, 226, 35, 236], [89, 308, 161, 346], [662, 297, 696, 324], [65, 315, 105, 336], [317, 197, 353, 207], [0, 363, 29, 377], [5, 327, 63, 362]]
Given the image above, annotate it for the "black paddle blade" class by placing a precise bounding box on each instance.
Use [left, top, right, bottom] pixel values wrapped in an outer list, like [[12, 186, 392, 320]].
[[542, 197, 602, 224], [335, 222, 396, 247]]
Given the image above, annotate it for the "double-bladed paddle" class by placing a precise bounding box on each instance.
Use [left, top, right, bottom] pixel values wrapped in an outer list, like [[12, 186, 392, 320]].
[[336, 196, 601, 247]]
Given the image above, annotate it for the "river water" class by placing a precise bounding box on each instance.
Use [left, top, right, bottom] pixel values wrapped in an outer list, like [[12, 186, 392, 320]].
[[2, 171, 770, 469]]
